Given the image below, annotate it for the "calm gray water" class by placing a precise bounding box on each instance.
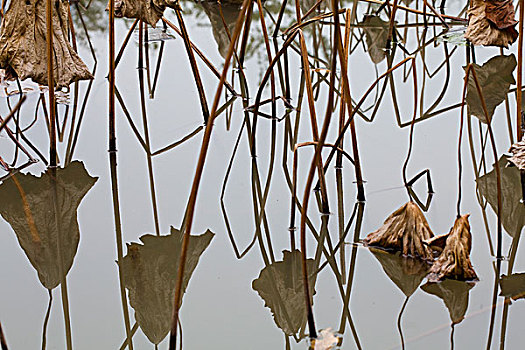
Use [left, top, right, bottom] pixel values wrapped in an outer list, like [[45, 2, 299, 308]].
[[0, 0, 524, 349]]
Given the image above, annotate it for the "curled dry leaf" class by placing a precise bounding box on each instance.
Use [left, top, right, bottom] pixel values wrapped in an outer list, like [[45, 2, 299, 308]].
[[428, 215, 478, 282], [112, 0, 171, 27], [499, 273, 525, 301], [477, 156, 525, 237], [509, 137, 525, 170], [421, 280, 475, 324], [369, 247, 430, 297], [252, 250, 317, 338], [121, 227, 214, 345], [465, 0, 518, 47], [465, 54, 516, 124], [0, 162, 97, 289], [361, 15, 389, 64], [0, 0, 93, 88], [364, 202, 435, 260]]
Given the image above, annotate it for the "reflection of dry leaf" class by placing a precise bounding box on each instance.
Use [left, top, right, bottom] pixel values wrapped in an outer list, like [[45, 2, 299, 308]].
[[252, 250, 317, 338], [509, 137, 525, 170], [121, 227, 214, 345], [200, 1, 241, 58], [0, 162, 97, 289], [364, 202, 434, 260], [310, 328, 340, 350], [369, 247, 430, 297], [0, 0, 93, 87], [421, 280, 475, 324], [499, 273, 525, 301], [361, 15, 389, 64], [465, 0, 518, 47], [428, 215, 478, 282], [465, 54, 516, 123], [477, 157, 525, 237]]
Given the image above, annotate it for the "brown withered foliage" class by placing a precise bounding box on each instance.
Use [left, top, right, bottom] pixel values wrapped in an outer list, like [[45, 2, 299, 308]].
[[112, 0, 171, 27], [465, 0, 518, 47], [428, 215, 478, 282], [421, 280, 475, 324], [499, 273, 525, 301], [509, 137, 525, 170], [0, 0, 93, 87], [364, 202, 434, 260]]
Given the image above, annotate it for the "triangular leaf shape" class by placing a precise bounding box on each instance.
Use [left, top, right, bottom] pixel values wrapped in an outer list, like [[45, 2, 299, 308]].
[[121, 227, 214, 345], [421, 280, 475, 324], [0, 161, 97, 289]]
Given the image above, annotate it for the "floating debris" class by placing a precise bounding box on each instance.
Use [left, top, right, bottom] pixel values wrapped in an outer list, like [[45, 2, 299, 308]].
[[252, 250, 317, 338], [465, 54, 516, 123], [427, 215, 478, 282], [0, 0, 93, 87], [465, 0, 518, 47], [421, 279, 475, 324], [310, 328, 340, 350], [121, 227, 214, 345], [364, 202, 435, 260], [0, 162, 97, 289]]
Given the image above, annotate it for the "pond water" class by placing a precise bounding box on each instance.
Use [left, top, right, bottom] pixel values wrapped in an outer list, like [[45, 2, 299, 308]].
[[0, 0, 524, 349]]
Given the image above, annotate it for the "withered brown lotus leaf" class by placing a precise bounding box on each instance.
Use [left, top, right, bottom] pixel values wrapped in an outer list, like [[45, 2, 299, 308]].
[[477, 156, 525, 237], [0, 0, 93, 88], [427, 215, 478, 282], [499, 273, 525, 301], [509, 137, 525, 170], [361, 15, 389, 64], [485, 0, 518, 30], [465, 0, 518, 47], [111, 0, 170, 27], [369, 247, 430, 297], [421, 280, 475, 324], [364, 202, 434, 260], [121, 227, 214, 345], [252, 250, 317, 338], [423, 233, 449, 253], [0, 162, 97, 289], [465, 54, 516, 123]]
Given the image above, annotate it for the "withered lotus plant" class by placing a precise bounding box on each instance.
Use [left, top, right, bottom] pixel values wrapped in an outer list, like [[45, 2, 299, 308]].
[[465, 0, 518, 47], [363, 202, 434, 260], [0, 0, 93, 87], [427, 215, 478, 282], [509, 137, 525, 170]]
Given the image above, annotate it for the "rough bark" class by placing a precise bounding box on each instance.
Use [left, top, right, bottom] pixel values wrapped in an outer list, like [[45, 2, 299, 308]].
[[428, 215, 478, 282], [0, 0, 93, 88], [364, 202, 435, 260]]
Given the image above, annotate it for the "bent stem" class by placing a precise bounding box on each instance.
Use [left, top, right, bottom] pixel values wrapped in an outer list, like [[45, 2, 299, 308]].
[[168, 1, 251, 349]]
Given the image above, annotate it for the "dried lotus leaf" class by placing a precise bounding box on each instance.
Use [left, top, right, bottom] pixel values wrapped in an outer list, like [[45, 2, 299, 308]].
[[369, 247, 430, 297], [465, 0, 518, 47], [421, 279, 475, 324], [0, 0, 93, 87], [0, 161, 97, 289], [427, 215, 478, 282], [121, 227, 214, 345], [499, 273, 525, 301], [509, 137, 525, 170], [364, 202, 434, 260], [361, 15, 389, 64], [252, 250, 317, 338]]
